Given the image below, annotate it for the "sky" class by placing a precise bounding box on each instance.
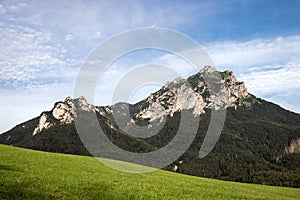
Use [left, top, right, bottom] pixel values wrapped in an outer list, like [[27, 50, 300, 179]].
[[1, 0, 300, 132]]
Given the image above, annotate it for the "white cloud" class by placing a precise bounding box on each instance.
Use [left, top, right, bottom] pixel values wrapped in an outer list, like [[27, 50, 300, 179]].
[[203, 35, 300, 96], [0, 24, 80, 87], [205, 35, 300, 73], [0, 22, 82, 132], [239, 62, 300, 96], [239, 61, 300, 113], [0, 0, 217, 40], [64, 34, 74, 41]]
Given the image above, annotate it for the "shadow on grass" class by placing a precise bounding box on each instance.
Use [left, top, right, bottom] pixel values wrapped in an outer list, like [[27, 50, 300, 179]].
[[0, 164, 23, 172]]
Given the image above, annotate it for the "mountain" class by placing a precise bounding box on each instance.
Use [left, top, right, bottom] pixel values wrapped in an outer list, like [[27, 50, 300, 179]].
[[1, 66, 300, 187]]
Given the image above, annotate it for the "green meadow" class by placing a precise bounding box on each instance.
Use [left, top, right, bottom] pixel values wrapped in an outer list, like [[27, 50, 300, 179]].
[[0, 144, 299, 199]]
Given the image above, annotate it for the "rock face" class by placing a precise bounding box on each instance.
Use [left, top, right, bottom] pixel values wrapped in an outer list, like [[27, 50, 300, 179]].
[[32, 96, 95, 135], [136, 78, 207, 121], [135, 66, 249, 122], [52, 99, 74, 124], [285, 137, 300, 154], [33, 113, 53, 135], [77, 96, 95, 112]]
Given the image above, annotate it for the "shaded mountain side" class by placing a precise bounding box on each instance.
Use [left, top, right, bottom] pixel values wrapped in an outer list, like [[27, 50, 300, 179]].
[[0, 111, 156, 155], [0, 117, 39, 146], [170, 100, 300, 187]]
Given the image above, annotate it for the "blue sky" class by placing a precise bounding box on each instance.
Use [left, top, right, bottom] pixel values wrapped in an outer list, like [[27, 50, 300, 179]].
[[1, 0, 300, 132]]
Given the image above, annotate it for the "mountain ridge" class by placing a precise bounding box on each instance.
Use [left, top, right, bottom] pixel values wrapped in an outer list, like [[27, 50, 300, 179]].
[[1, 66, 300, 187]]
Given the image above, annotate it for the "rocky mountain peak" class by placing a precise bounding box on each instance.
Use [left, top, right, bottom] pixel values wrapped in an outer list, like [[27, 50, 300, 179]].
[[163, 77, 186, 89], [33, 96, 95, 135], [223, 70, 237, 84], [222, 70, 248, 100], [65, 96, 73, 106], [135, 66, 250, 121], [77, 96, 94, 112], [200, 65, 217, 74]]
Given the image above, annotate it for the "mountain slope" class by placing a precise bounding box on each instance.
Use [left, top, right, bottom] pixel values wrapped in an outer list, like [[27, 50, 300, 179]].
[[1, 144, 299, 200], [1, 66, 300, 187]]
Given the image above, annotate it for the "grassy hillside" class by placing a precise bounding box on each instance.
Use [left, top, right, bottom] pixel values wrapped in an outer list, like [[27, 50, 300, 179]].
[[0, 144, 299, 200]]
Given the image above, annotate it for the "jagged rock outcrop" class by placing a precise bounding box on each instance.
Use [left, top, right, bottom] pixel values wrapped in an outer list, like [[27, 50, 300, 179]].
[[135, 66, 249, 121], [136, 78, 207, 121], [285, 137, 300, 154], [33, 96, 95, 135], [52, 97, 75, 124], [33, 113, 53, 135], [77, 96, 95, 112]]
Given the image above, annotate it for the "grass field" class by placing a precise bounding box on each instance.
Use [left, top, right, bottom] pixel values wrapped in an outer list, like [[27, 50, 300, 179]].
[[0, 144, 299, 199]]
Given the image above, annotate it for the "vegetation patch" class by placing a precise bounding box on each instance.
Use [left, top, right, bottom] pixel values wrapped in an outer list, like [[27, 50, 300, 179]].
[[1, 144, 299, 200]]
